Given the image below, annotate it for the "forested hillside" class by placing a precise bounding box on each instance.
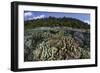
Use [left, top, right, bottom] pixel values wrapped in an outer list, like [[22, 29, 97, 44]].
[[24, 17, 90, 30]]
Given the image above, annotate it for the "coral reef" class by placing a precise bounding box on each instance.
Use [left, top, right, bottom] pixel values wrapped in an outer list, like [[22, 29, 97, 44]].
[[24, 27, 90, 61]]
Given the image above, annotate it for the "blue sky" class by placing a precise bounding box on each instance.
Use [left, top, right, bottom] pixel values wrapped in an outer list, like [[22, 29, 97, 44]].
[[24, 11, 90, 24]]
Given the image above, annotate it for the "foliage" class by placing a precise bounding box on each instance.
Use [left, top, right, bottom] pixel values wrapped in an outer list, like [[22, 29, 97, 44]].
[[24, 17, 90, 30]]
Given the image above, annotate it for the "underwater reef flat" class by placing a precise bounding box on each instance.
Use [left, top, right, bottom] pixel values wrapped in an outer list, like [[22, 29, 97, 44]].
[[24, 27, 90, 62]]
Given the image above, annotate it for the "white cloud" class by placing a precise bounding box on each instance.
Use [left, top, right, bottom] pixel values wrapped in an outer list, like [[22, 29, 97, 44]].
[[27, 17, 34, 20], [33, 15, 45, 19], [24, 12, 33, 16], [25, 14, 45, 20], [84, 20, 90, 24]]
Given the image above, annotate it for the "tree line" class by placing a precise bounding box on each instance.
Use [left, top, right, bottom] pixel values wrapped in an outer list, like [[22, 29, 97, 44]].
[[24, 16, 90, 30]]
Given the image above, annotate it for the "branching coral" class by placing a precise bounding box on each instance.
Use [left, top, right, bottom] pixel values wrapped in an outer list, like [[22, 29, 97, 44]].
[[24, 28, 90, 61], [32, 36, 82, 61]]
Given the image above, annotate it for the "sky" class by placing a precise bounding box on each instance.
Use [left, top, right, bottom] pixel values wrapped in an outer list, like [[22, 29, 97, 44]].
[[24, 11, 90, 24]]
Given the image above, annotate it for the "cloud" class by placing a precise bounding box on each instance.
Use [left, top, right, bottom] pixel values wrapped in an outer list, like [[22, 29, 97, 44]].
[[24, 14, 45, 21], [33, 15, 45, 19], [24, 12, 33, 16], [27, 17, 34, 20], [84, 20, 90, 24]]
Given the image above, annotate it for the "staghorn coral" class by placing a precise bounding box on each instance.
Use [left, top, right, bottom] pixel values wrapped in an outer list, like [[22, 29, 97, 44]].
[[24, 27, 90, 61], [32, 36, 82, 61]]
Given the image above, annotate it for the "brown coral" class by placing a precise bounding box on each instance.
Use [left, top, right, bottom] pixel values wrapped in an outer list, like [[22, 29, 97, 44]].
[[32, 35, 81, 61]]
